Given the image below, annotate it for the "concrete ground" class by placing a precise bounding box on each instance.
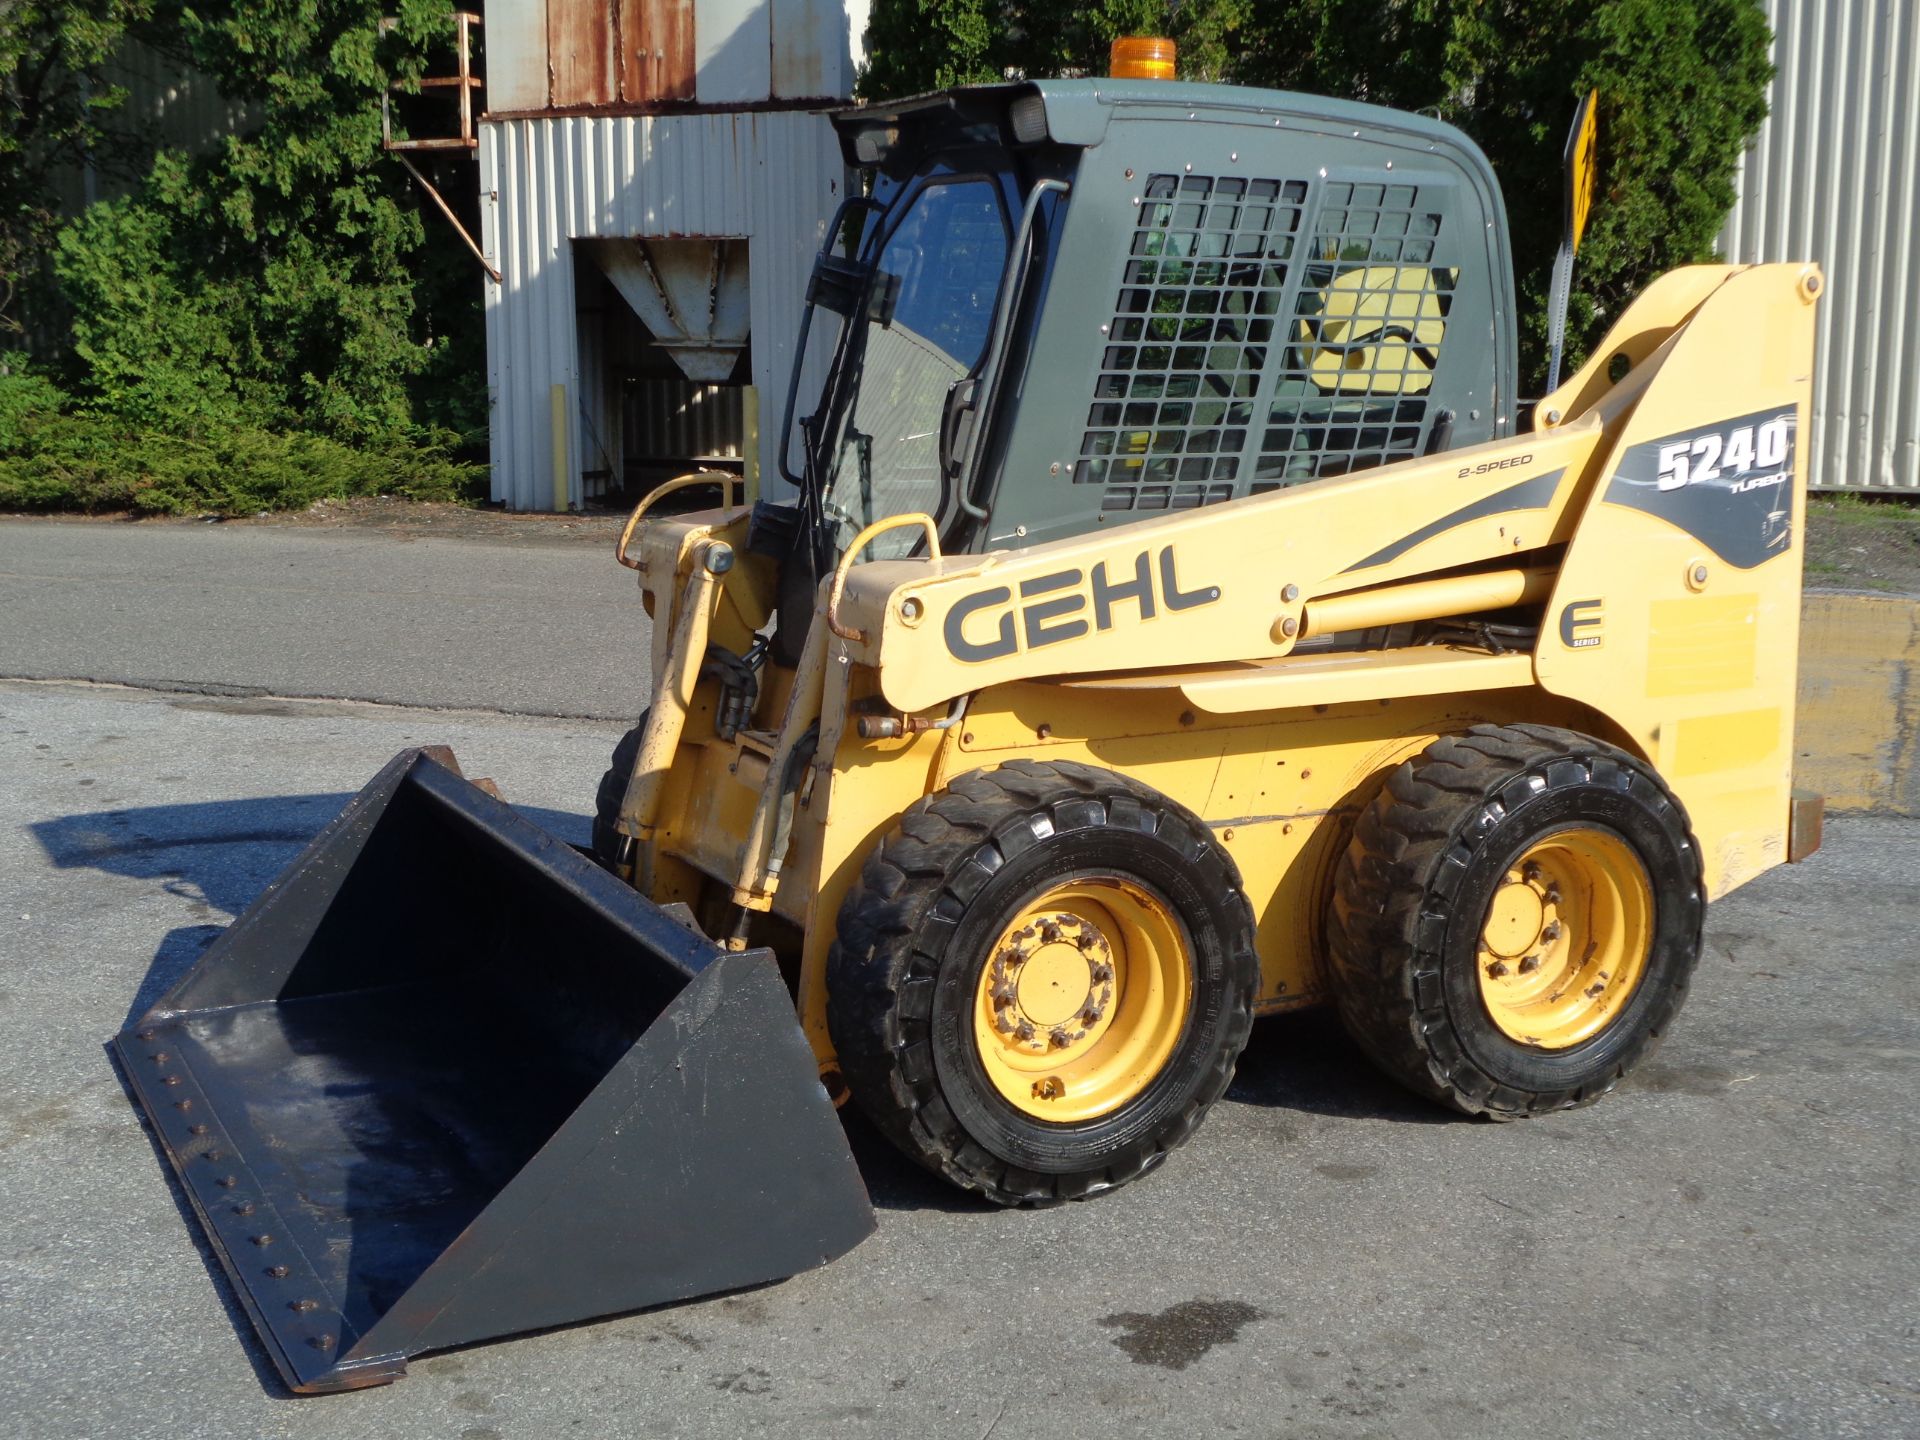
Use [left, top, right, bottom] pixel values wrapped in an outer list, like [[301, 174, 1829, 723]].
[[1, 519, 1916, 1439]]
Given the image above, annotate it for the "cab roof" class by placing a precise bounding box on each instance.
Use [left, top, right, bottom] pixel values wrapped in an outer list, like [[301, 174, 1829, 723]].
[[830, 79, 1497, 199]]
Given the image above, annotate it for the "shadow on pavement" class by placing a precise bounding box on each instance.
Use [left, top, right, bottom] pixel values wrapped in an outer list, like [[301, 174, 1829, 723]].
[[839, 1106, 990, 1215], [1230, 1009, 1456, 1125], [28, 793, 591, 1029]]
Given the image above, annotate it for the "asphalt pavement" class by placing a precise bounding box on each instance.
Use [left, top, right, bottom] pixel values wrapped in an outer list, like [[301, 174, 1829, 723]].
[[0, 520, 650, 720], [1, 518, 1916, 1438]]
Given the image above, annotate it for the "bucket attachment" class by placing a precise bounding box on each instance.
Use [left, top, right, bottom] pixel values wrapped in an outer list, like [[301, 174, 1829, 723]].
[[113, 748, 874, 1393]]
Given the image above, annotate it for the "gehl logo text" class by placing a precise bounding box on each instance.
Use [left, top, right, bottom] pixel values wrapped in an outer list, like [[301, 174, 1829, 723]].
[[944, 547, 1222, 662]]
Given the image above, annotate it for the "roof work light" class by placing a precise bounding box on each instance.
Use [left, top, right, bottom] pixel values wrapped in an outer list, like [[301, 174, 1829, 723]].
[[1109, 37, 1176, 80]]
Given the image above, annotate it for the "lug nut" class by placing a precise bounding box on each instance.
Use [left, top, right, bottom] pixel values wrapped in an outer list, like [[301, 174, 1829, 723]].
[[1518, 955, 1542, 975], [1032, 1077, 1064, 1101], [1486, 960, 1510, 978]]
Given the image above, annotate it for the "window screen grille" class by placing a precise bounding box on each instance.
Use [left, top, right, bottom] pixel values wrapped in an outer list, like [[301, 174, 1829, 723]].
[[1255, 183, 1457, 486], [1074, 172, 1308, 513], [1074, 174, 1462, 513]]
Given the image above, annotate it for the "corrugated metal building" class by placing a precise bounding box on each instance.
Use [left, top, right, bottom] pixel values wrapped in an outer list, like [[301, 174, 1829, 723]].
[[48, 38, 255, 216], [479, 0, 864, 509], [1718, 0, 1919, 492]]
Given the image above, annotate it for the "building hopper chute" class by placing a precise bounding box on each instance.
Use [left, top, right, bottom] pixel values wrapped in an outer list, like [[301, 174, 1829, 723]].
[[584, 236, 752, 384]]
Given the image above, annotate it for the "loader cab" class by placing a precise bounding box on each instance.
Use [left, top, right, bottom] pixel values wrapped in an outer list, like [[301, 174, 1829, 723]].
[[789, 81, 1515, 558]]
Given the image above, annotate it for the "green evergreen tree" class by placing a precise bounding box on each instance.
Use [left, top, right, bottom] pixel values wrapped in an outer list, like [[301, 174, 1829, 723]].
[[859, 0, 1249, 97], [50, 0, 481, 443], [0, 0, 155, 338]]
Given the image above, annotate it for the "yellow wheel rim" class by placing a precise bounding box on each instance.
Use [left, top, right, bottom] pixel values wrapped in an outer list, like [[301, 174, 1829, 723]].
[[972, 880, 1194, 1124], [1476, 827, 1654, 1050]]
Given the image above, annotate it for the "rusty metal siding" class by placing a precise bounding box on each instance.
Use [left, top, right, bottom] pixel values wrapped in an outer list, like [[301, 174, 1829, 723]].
[[486, 0, 853, 112], [620, 0, 698, 103], [550, 0, 617, 107], [481, 110, 849, 509], [1719, 0, 1920, 491]]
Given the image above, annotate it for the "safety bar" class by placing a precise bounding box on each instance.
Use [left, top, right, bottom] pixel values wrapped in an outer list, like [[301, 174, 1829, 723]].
[[827, 514, 942, 642], [616, 471, 742, 570]]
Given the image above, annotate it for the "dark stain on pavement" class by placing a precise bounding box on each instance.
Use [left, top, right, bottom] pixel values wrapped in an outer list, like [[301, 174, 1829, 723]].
[[712, 1366, 774, 1395], [1633, 1061, 1737, 1096], [720, 1292, 772, 1325], [168, 694, 353, 718], [1097, 1299, 1266, 1370], [1314, 1163, 1377, 1181], [3, 1101, 75, 1151]]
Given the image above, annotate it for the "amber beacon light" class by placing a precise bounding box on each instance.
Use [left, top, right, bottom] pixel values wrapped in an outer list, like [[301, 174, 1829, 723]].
[[1110, 36, 1177, 80]]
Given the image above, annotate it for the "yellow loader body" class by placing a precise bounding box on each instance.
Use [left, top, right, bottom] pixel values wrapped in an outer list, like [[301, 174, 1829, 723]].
[[628, 262, 1824, 1087]]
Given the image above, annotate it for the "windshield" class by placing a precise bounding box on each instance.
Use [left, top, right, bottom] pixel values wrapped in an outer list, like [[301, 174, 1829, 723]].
[[814, 174, 1011, 559]]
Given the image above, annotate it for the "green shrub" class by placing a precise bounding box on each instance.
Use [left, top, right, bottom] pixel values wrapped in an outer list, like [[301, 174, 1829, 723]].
[[0, 354, 483, 514]]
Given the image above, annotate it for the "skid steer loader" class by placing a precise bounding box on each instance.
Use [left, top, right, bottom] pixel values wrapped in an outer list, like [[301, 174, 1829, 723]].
[[117, 71, 1823, 1392]]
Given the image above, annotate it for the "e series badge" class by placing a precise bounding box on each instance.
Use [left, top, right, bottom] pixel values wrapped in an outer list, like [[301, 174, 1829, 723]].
[[1559, 599, 1603, 649]]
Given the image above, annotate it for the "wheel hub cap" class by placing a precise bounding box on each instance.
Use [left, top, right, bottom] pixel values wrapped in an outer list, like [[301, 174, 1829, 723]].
[[988, 913, 1115, 1051], [971, 880, 1194, 1125], [1482, 882, 1545, 958], [1475, 828, 1654, 1050]]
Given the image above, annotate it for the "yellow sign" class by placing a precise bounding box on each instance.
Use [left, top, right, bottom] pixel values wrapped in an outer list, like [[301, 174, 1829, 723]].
[[1568, 89, 1599, 255]]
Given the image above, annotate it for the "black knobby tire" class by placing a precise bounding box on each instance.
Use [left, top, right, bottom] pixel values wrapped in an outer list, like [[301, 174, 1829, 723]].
[[591, 720, 645, 870], [827, 759, 1259, 1206], [1328, 723, 1705, 1119]]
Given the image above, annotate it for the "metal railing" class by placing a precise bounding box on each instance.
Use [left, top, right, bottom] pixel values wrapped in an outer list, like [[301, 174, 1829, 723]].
[[381, 11, 483, 152]]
